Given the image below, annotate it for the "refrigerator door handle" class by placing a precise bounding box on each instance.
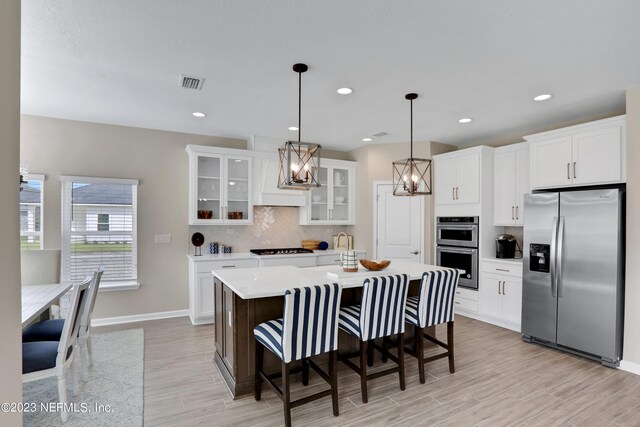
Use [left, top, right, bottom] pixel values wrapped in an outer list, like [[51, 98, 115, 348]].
[[550, 216, 559, 297], [557, 216, 565, 298]]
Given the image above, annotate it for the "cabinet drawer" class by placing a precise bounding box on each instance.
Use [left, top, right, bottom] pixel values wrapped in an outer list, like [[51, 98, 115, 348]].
[[454, 297, 479, 312], [455, 287, 479, 302], [196, 258, 259, 273], [481, 261, 522, 278]]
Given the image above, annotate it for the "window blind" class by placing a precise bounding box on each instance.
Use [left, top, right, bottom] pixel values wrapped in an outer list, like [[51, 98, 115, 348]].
[[61, 176, 138, 284]]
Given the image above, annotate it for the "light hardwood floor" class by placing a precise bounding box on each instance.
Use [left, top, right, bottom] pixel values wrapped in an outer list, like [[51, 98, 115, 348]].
[[94, 315, 640, 426]]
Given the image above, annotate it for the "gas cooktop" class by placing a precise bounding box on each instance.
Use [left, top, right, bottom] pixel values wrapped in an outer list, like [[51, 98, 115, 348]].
[[250, 248, 314, 255]]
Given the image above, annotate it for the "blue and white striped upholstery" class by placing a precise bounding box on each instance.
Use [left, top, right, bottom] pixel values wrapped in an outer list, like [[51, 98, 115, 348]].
[[339, 274, 409, 341], [405, 268, 460, 328], [254, 283, 342, 363]]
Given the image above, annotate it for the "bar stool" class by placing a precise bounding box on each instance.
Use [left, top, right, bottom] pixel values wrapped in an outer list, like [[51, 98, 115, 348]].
[[338, 274, 409, 403], [254, 283, 342, 427], [405, 268, 460, 384]]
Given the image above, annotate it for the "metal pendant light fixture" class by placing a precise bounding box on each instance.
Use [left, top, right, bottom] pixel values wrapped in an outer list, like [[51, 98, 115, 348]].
[[278, 63, 322, 190], [392, 93, 432, 196]]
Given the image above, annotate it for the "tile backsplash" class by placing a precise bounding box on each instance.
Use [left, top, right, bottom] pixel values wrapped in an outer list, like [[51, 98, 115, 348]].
[[188, 206, 350, 253]]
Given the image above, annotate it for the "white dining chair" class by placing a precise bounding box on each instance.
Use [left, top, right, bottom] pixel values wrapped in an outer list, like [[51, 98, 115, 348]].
[[23, 267, 104, 380], [22, 276, 91, 423]]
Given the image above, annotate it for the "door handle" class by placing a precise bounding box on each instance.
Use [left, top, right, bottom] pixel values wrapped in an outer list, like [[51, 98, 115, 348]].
[[567, 163, 570, 180], [516, 206, 519, 220], [410, 250, 419, 255], [550, 217, 558, 298], [452, 187, 455, 200], [498, 281, 502, 295], [502, 281, 506, 295], [573, 162, 577, 179], [557, 216, 565, 298], [456, 187, 459, 200], [512, 206, 515, 220]]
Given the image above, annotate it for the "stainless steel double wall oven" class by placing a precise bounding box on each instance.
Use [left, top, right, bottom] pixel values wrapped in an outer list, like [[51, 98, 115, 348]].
[[436, 216, 479, 289]]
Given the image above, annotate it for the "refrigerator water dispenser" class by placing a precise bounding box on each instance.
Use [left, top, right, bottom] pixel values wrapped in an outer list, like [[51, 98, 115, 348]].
[[529, 243, 550, 273]]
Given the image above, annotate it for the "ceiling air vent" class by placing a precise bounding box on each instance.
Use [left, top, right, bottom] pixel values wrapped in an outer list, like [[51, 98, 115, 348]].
[[179, 74, 205, 90], [372, 132, 388, 138]]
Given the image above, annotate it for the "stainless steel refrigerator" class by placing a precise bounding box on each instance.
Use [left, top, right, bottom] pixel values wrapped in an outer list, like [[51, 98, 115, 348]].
[[522, 188, 624, 367]]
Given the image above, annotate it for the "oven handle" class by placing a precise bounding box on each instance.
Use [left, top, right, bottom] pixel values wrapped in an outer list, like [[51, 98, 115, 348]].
[[437, 246, 478, 255], [436, 224, 477, 230]]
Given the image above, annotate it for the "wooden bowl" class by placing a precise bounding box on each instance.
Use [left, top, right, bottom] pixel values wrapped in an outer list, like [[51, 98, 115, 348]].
[[359, 259, 391, 271], [197, 210, 213, 219]]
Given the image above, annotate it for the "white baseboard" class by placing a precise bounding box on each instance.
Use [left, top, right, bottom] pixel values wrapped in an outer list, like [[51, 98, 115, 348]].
[[91, 309, 189, 327], [619, 360, 640, 376]]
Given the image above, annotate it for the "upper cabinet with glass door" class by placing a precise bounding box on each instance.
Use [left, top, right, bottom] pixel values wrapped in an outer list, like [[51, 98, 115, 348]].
[[299, 159, 356, 225], [186, 145, 253, 225]]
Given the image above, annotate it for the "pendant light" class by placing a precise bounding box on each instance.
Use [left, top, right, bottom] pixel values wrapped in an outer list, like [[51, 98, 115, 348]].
[[392, 93, 432, 196], [277, 63, 322, 190]]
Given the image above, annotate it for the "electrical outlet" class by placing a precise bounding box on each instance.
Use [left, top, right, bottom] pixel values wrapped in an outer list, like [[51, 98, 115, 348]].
[[154, 234, 172, 244], [226, 229, 235, 235]]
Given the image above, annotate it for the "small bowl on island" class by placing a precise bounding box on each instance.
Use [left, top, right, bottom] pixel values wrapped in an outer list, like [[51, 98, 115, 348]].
[[359, 259, 391, 271]]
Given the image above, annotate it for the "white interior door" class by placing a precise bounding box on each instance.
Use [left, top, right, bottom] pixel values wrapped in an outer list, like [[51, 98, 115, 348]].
[[375, 182, 423, 262]]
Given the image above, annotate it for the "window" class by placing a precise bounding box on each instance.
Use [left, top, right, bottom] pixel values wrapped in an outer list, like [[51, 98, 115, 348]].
[[20, 174, 45, 250], [61, 176, 139, 290]]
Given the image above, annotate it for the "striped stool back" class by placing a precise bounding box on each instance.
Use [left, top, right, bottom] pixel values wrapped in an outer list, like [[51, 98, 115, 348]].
[[417, 268, 460, 328], [281, 283, 342, 363], [359, 274, 409, 341]]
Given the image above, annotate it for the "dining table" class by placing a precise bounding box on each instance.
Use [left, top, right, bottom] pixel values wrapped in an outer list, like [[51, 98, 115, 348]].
[[21, 282, 73, 328]]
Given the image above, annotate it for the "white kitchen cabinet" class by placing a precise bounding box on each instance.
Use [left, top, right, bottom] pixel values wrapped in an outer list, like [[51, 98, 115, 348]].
[[187, 255, 260, 325], [186, 145, 253, 225], [526, 116, 626, 190], [453, 287, 479, 313], [479, 259, 523, 331], [493, 143, 529, 226], [299, 159, 356, 225], [434, 150, 482, 205]]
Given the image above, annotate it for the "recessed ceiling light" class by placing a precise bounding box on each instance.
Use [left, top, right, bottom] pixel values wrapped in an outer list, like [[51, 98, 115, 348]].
[[362, 137, 373, 142], [337, 87, 354, 95], [288, 126, 299, 131], [458, 118, 473, 124], [534, 94, 553, 101], [192, 112, 206, 118]]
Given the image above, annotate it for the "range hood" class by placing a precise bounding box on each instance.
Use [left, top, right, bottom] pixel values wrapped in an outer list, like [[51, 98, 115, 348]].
[[250, 136, 306, 207]]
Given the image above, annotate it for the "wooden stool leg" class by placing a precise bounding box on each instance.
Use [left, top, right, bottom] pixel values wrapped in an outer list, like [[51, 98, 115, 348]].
[[416, 325, 425, 384], [367, 340, 374, 367], [447, 321, 455, 373], [254, 341, 264, 401], [330, 350, 339, 416], [381, 337, 389, 363], [359, 340, 368, 403], [302, 358, 309, 386], [397, 332, 406, 391], [282, 361, 292, 427]]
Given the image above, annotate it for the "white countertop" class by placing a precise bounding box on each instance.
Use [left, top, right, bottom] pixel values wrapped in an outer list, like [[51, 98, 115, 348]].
[[186, 249, 365, 262], [481, 256, 524, 266], [212, 260, 449, 299]]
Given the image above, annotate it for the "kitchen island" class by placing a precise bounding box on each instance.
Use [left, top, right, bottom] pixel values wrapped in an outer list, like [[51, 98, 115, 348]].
[[212, 261, 448, 398]]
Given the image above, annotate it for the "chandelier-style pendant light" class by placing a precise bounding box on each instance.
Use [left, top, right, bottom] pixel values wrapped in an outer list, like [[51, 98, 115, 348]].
[[277, 63, 322, 190], [392, 93, 432, 196]]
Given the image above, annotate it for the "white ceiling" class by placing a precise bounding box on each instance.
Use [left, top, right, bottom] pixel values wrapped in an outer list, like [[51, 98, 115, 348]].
[[20, 1, 640, 150]]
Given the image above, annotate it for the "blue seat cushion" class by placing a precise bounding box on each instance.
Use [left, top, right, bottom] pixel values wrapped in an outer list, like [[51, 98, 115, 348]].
[[254, 318, 284, 361], [405, 296, 420, 326], [338, 305, 361, 339], [22, 341, 59, 374], [22, 319, 65, 343]]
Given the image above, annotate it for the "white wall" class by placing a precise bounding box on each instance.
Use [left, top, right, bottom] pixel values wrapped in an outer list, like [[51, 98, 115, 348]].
[[0, 0, 23, 424], [20, 115, 246, 319], [624, 87, 640, 370]]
